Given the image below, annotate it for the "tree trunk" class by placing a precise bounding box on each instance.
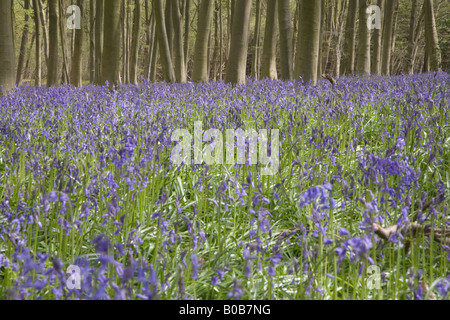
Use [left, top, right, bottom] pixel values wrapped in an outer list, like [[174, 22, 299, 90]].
[[59, 0, 70, 84], [129, 0, 141, 84], [278, 0, 292, 80], [102, 0, 121, 87], [251, 0, 262, 79], [225, 0, 252, 85], [171, 0, 186, 82], [261, 0, 278, 80], [371, 0, 383, 75], [192, 0, 215, 82], [294, 0, 322, 85], [89, 0, 95, 83], [94, 0, 104, 84], [33, 0, 41, 86], [122, 0, 129, 83], [71, 0, 84, 87], [153, 0, 175, 82], [381, 0, 395, 75], [356, 0, 370, 75], [424, 0, 441, 71], [16, 0, 31, 86], [184, 0, 190, 71], [407, 0, 418, 74], [47, 0, 59, 86], [165, 0, 174, 60], [341, 0, 358, 75], [0, 0, 15, 93]]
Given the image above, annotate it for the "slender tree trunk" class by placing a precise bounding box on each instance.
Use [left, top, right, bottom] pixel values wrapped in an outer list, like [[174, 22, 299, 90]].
[[144, 1, 154, 80], [261, 0, 278, 80], [0, 0, 15, 93], [71, 0, 84, 87], [356, 0, 370, 75], [47, 0, 59, 86], [153, 0, 175, 82], [341, 0, 358, 75], [371, 0, 383, 74], [278, 0, 292, 80], [165, 0, 174, 60], [251, 0, 262, 80], [59, 0, 70, 84], [424, 0, 441, 71], [171, 0, 186, 82], [294, 0, 322, 85], [122, 0, 129, 83], [317, 0, 325, 77], [292, 0, 299, 65], [95, 0, 104, 84], [150, 34, 158, 81], [334, 0, 347, 77], [381, 0, 395, 75], [89, 0, 95, 83], [24, 33, 36, 81], [33, 0, 41, 86], [184, 0, 190, 71], [407, 0, 424, 74], [16, 0, 31, 86], [102, 0, 122, 87], [192, 0, 215, 82], [38, 0, 49, 69], [225, 0, 252, 85], [129, 0, 141, 84]]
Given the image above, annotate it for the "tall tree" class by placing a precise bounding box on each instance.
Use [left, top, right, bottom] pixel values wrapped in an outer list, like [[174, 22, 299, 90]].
[[424, 0, 441, 71], [171, 0, 186, 82], [341, 0, 358, 75], [102, 0, 122, 87], [153, 0, 175, 82], [33, 0, 42, 86], [294, 0, 322, 85], [94, 0, 104, 84], [16, 0, 31, 86], [47, 0, 59, 86], [192, 0, 215, 82], [278, 0, 293, 80], [381, 0, 395, 75], [261, 0, 278, 80], [225, 0, 252, 85], [356, 0, 370, 75], [0, 0, 15, 93], [129, 0, 141, 84], [71, 0, 84, 87]]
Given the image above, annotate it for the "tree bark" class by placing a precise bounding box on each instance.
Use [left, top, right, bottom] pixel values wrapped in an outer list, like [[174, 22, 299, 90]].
[[153, 0, 175, 82], [341, 0, 358, 75], [0, 0, 15, 93], [71, 0, 84, 87], [294, 0, 322, 85], [424, 0, 441, 71], [33, 0, 41, 86], [278, 0, 292, 80], [171, 0, 186, 82], [89, 0, 95, 83], [16, 0, 31, 86], [356, 0, 370, 75], [371, 0, 383, 75], [261, 0, 278, 80], [381, 0, 395, 75], [47, 0, 59, 86], [192, 0, 215, 82], [251, 0, 262, 79], [225, 0, 252, 85], [94, 0, 104, 84], [102, 0, 122, 87], [130, 0, 141, 84]]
